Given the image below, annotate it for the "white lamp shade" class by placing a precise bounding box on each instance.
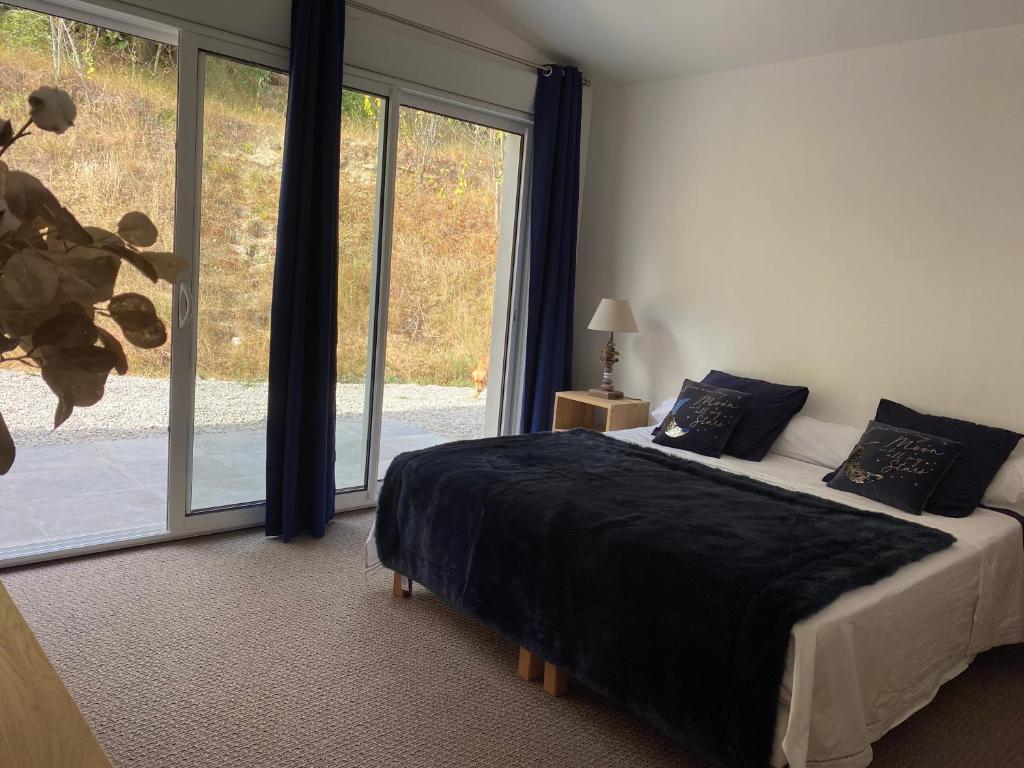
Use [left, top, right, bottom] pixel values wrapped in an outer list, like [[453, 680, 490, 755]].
[[588, 298, 638, 333]]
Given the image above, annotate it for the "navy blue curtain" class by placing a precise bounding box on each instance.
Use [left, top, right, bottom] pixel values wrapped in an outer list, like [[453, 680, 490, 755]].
[[265, 0, 345, 541], [521, 66, 583, 433]]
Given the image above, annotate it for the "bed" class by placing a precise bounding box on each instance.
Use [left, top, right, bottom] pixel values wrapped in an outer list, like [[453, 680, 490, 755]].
[[614, 427, 1024, 768], [372, 426, 1024, 768]]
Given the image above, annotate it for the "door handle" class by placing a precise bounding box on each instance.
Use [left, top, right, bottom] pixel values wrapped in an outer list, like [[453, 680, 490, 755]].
[[178, 282, 193, 329]]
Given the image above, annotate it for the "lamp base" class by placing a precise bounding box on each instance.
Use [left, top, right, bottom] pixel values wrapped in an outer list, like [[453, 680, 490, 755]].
[[589, 387, 624, 400]]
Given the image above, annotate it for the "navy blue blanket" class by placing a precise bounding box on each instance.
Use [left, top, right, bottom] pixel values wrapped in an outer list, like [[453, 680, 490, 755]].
[[376, 429, 955, 767]]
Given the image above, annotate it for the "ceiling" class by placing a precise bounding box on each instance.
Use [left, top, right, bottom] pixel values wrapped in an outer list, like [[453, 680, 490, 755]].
[[467, 0, 1024, 83]]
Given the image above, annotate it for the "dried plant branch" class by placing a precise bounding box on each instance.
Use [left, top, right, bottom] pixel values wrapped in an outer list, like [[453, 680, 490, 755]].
[[0, 118, 33, 158], [0, 86, 186, 474]]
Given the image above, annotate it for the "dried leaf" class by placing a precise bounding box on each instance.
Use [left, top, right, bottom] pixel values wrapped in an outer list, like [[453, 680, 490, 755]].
[[4, 170, 60, 227], [53, 206, 91, 246], [53, 397, 73, 430], [65, 244, 119, 260], [60, 344, 118, 374], [28, 87, 76, 134], [0, 237, 31, 261], [121, 316, 166, 349], [0, 160, 18, 240], [41, 361, 108, 408], [108, 292, 167, 349], [108, 292, 156, 323], [117, 212, 158, 248], [119, 249, 159, 282], [0, 212, 17, 239], [96, 326, 128, 375], [56, 270, 103, 305], [58, 255, 119, 303], [10, 220, 44, 242], [139, 251, 188, 282], [102, 242, 158, 282], [85, 227, 123, 248], [0, 289, 63, 336], [0, 248, 58, 309], [0, 409, 13, 475], [45, 229, 66, 250], [32, 311, 97, 348], [0, 207, 17, 239]]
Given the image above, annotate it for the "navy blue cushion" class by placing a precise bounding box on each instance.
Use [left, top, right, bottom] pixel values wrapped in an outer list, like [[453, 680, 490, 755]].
[[653, 379, 751, 458], [826, 422, 962, 514], [873, 399, 1022, 518], [702, 370, 810, 461]]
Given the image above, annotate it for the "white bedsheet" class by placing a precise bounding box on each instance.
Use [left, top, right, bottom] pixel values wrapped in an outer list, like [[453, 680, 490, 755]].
[[609, 427, 1024, 768]]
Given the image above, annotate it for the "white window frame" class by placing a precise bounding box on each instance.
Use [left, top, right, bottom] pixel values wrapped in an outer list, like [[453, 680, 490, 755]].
[[350, 68, 534, 497], [167, 32, 293, 538], [6, 0, 177, 43]]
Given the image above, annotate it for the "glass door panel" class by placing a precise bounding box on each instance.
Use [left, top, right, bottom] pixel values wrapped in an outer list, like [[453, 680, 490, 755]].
[[378, 106, 523, 479], [336, 89, 385, 492], [189, 53, 287, 512], [190, 64, 384, 512], [0, 5, 177, 553]]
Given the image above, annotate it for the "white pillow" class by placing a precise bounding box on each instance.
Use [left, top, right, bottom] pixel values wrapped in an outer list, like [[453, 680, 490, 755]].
[[651, 397, 676, 426], [769, 415, 863, 470], [983, 440, 1024, 514]]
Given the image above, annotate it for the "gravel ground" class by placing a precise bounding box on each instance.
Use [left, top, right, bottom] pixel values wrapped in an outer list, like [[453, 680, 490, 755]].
[[0, 370, 487, 446]]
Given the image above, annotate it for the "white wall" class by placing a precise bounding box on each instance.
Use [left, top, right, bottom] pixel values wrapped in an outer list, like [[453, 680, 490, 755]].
[[576, 24, 1024, 433]]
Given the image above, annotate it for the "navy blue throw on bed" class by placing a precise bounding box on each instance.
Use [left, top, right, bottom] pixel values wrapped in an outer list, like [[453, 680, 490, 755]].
[[376, 430, 954, 767]]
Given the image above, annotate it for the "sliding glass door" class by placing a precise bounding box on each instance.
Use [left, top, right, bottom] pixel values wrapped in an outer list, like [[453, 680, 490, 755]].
[[187, 53, 288, 511], [0, 3, 530, 565], [335, 89, 386, 492], [0, 3, 179, 556], [376, 104, 524, 479], [182, 53, 388, 519]]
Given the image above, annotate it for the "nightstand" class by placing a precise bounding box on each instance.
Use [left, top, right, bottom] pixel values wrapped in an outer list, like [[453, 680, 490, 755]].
[[552, 391, 650, 433]]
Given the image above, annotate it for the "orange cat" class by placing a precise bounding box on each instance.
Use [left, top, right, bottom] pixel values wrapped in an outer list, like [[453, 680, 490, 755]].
[[472, 354, 489, 398]]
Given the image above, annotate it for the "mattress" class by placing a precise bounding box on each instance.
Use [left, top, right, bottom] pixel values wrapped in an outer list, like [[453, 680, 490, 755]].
[[608, 427, 1024, 768]]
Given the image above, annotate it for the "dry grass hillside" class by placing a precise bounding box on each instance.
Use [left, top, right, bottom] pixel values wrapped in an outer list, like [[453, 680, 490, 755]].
[[0, 6, 511, 387]]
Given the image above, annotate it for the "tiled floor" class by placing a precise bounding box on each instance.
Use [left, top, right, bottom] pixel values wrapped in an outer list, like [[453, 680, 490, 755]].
[[0, 420, 449, 553]]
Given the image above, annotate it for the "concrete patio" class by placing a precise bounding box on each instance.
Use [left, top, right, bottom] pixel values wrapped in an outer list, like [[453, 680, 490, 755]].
[[0, 420, 449, 553]]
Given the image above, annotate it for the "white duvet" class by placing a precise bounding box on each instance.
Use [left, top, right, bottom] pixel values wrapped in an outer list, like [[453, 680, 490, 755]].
[[609, 427, 1024, 768]]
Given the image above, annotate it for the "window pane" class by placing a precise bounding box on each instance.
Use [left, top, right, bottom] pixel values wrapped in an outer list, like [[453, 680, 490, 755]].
[[335, 89, 384, 491], [190, 54, 287, 511], [0, 5, 176, 549], [379, 107, 523, 479], [190, 74, 384, 507]]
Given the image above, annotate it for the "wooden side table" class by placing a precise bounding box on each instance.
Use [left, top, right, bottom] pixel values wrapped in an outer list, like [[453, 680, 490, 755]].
[[552, 391, 650, 433], [0, 583, 111, 768]]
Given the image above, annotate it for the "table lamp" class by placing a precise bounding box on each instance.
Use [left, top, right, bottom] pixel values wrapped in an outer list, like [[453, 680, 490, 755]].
[[587, 298, 638, 399]]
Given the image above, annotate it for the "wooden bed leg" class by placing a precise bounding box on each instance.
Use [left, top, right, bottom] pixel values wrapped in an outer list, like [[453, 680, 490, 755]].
[[392, 571, 412, 598], [543, 662, 568, 696], [517, 647, 544, 681]]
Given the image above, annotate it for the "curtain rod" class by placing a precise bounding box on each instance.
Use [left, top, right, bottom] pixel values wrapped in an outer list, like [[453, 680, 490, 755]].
[[347, 1, 590, 87]]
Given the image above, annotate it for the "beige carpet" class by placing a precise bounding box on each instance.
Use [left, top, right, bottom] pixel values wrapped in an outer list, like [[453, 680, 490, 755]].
[[2, 512, 1022, 768]]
